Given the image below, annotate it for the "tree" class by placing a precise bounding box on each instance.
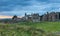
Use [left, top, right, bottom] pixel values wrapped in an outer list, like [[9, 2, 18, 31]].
[[12, 15, 17, 20]]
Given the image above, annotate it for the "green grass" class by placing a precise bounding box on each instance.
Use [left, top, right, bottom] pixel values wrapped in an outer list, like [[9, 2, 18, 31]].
[[0, 22, 60, 36], [16, 22, 60, 32]]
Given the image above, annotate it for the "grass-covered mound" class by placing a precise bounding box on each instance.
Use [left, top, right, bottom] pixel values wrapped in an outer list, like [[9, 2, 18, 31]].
[[0, 24, 46, 36], [0, 22, 60, 36]]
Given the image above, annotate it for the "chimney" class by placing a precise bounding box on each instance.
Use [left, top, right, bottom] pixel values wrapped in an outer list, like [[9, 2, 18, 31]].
[[25, 13, 27, 16]]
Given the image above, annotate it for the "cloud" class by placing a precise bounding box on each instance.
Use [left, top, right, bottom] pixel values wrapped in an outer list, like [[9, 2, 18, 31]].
[[0, 0, 32, 11], [0, 0, 60, 16], [36, 0, 60, 3], [48, 0, 60, 3]]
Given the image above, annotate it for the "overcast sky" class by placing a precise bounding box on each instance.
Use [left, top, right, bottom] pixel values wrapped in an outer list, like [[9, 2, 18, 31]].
[[0, 0, 60, 16]]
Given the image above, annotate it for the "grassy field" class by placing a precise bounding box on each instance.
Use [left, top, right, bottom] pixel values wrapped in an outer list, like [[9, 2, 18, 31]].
[[0, 22, 60, 36]]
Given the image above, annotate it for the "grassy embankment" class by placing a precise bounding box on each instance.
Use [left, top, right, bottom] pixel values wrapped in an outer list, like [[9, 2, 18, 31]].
[[0, 22, 60, 36]]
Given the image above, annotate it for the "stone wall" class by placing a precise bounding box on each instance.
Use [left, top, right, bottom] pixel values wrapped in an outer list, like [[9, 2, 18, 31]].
[[41, 12, 60, 21], [24, 12, 60, 22], [25, 13, 40, 22]]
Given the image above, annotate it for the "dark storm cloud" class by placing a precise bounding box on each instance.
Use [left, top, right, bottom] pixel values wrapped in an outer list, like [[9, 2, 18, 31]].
[[0, 0, 32, 11], [0, 0, 60, 16]]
